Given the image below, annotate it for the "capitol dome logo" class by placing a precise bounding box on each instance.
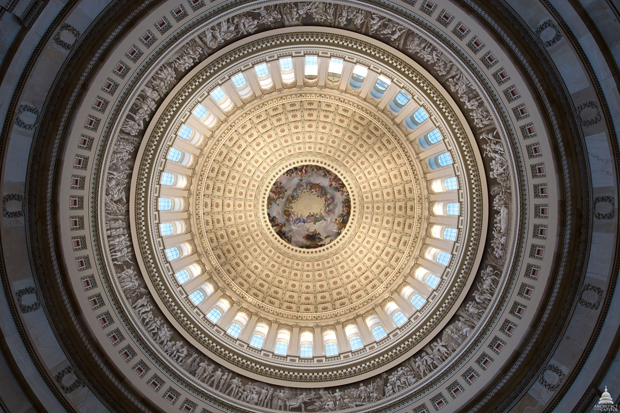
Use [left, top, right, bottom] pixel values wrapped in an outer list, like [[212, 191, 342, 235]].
[[595, 387, 618, 411]]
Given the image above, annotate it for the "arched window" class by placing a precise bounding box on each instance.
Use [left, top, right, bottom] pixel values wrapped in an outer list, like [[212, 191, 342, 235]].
[[210, 86, 234, 111], [158, 198, 172, 210], [210, 86, 225, 101], [428, 152, 453, 170], [189, 290, 204, 305], [345, 324, 363, 350], [389, 90, 411, 113], [392, 312, 407, 327], [444, 178, 458, 191], [405, 107, 429, 130], [349, 336, 363, 350], [443, 228, 458, 241], [254, 63, 273, 89], [274, 330, 290, 355], [250, 323, 269, 349], [447, 202, 460, 215], [227, 323, 242, 338], [279, 57, 295, 83], [372, 326, 387, 340], [418, 129, 443, 148], [160, 172, 175, 186], [192, 104, 208, 119], [426, 274, 441, 289], [160, 223, 173, 236], [300, 331, 313, 358], [349, 65, 368, 90], [231, 73, 252, 98], [165, 247, 180, 261], [437, 252, 451, 266], [304, 55, 318, 77], [206, 308, 221, 324], [178, 125, 193, 140], [174, 270, 190, 284], [323, 330, 338, 356], [328, 58, 343, 76], [369, 75, 391, 99], [411, 294, 426, 309], [167, 148, 182, 162], [274, 341, 288, 355]]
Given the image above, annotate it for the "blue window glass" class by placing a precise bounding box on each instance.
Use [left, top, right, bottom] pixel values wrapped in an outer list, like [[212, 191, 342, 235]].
[[349, 336, 363, 350], [411, 294, 426, 309], [427, 129, 443, 144], [167, 148, 182, 162], [250, 335, 264, 349], [192, 104, 208, 119], [437, 252, 451, 266], [274, 341, 288, 355], [392, 312, 407, 327], [279, 57, 293, 71], [189, 290, 204, 305], [413, 108, 429, 123], [158, 198, 172, 210], [210, 87, 226, 101], [160, 172, 175, 186], [160, 223, 173, 236], [328, 58, 343, 74], [178, 125, 192, 139], [426, 274, 441, 289], [371, 326, 387, 340], [325, 342, 338, 356], [300, 344, 313, 358], [446, 203, 460, 215], [395, 90, 411, 106], [444, 177, 458, 190], [227, 323, 242, 338], [206, 308, 222, 324], [165, 247, 180, 261], [443, 228, 457, 241], [255, 63, 269, 77], [231, 73, 246, 88], [175, 270, 190, 284], [375, 78, 389, 91], [438, 153, 453, 167]]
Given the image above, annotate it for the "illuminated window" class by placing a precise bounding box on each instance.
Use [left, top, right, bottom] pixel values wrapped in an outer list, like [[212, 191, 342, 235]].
[[437, 252, 451, 266], [444, 228, 457, 241], [371, 326, 387, 340], [349, 65, 368, 90], [444, 177, 458, 190], [389, 90, 411, 113], [426, 274, 441, 289], [411, 294, 426, 309], [369, 75, 391, 99], [189, 290, 204, 305], [304, 55, 318, 76], [227, 323, 242, 338], [438, 152, 453, 167], [206, 308, 221, 323], [255, 63, 269, 77], [210, 87, 226, 102], [300, 344, 313, 358], [178, 125, 192, 139], [192, 104, 207, 119], [446, 203, 460, 215], [325, 342, 338, 356], [175, 270, 190, 284], [274, 342, 288, 355], [392, 311, 407, 327], [349, 336, 363, 350], [165, 247, 180, 261], [158, 198, 172, 210], [231, 73, 246, 87], [414, 108, 429, 123], [328, 58, 343, 74], [167, 148, 182, 162], [279, 57, 293, 71], [160, 223, 173, 236], [249, 335, 264, 349], [427, 129, 443, 144], [160, 172, 175, 186]]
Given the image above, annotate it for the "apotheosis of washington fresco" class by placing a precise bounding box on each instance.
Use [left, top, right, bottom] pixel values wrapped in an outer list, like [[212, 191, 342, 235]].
[[267, 165, 351, 249]]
